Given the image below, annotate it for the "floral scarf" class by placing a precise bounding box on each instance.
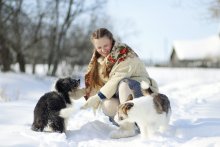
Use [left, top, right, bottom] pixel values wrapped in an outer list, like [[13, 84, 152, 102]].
[[84, 42, 138, 100]]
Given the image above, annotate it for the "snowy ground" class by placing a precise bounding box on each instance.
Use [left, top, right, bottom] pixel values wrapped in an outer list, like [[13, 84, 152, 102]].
[[0, 67, 220, 147]]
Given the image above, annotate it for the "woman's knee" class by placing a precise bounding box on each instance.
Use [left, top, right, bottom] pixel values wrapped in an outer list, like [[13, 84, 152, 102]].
[[101, 98, 119, 117], [118, 81, 133, 103]]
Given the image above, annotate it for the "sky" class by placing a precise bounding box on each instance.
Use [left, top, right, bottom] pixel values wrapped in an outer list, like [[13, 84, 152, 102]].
[[106, 0, 220, 62]]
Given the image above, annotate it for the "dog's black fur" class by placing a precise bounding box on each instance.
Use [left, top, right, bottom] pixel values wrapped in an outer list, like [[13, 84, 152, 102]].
[[32, 77, 80, 133]]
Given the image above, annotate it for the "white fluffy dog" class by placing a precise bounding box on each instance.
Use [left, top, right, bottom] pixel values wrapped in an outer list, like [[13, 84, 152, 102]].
[[113, 81, 171, 139]]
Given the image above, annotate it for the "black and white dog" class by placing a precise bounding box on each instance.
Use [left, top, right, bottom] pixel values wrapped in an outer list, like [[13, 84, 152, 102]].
[[32, 77, 85, 133]]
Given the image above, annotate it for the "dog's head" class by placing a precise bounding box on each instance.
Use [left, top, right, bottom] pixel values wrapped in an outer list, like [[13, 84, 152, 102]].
[[114, 102, 134, 124], [55, 77, 80, 94]]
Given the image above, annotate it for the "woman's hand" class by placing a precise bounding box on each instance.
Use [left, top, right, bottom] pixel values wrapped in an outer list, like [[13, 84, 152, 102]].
[[81, 94, 101, 114]]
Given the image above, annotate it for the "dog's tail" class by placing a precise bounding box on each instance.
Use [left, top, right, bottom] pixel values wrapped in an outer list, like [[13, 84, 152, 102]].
[[59, 106, 74, 118], [140, 81, 153, 95]]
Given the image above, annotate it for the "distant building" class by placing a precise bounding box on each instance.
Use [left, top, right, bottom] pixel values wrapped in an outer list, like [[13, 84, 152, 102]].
[[170, 35, 220, 67]]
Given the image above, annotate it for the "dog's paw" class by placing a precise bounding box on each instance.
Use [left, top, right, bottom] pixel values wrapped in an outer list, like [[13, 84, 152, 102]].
[[110, 129, 136, 139]]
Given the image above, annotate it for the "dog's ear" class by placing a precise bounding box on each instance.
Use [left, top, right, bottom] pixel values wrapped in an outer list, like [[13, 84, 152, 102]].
[[121, 102, 134, 115], [55, 78, 64, 92], [127, 94, 134, 101], [141, 81, 153, 95], [125, 102, 134, 110]]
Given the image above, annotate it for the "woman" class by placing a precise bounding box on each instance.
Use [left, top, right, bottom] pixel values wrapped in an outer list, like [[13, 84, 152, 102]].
[[82, 28, 159, 138]]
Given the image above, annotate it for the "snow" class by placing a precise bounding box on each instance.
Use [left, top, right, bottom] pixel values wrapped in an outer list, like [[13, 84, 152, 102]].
[[1, 67, 220, 147], [173, 35, 220, 60]]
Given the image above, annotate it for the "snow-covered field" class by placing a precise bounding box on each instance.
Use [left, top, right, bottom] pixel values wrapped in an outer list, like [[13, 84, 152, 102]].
[[0, 67, 220, 147]]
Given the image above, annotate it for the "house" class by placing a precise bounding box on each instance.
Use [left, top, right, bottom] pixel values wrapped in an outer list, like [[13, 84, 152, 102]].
[[170, 35, 220, 67]]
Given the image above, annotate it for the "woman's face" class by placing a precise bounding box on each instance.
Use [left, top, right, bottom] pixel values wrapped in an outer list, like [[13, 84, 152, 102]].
[[93, 36, 113, 57]]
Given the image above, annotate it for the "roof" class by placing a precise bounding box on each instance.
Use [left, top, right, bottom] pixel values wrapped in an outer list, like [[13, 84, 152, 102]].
[[173, 35, 220, 60]]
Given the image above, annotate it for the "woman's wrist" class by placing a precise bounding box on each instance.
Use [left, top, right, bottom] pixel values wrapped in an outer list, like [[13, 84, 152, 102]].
[[97, 91, 106, 100]]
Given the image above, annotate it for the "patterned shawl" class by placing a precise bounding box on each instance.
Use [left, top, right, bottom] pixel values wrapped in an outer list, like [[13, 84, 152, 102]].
[[84, 42, 138, 100]]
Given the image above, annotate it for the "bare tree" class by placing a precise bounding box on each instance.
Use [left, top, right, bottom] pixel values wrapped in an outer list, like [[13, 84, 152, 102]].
[[0, 0, 43, 72], [11, 0, 26, 72], [27, 0, 46, 74], [0, 0, 14, 71], [4, 0, 44, 73], [208, 0, 220, 20], [45, 0, 107, 76], [0, 0, 109, 75]]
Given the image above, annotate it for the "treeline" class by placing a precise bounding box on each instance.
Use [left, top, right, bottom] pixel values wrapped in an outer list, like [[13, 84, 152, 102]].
[[0, 0, 110, 76]]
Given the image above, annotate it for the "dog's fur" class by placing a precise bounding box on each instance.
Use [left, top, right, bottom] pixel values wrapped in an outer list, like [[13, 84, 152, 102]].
[[32, 77, 85, 133], [113, 81, 171, 139]]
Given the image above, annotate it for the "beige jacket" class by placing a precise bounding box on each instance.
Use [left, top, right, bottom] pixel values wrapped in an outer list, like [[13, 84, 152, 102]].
[[97, 55, 159, 99]]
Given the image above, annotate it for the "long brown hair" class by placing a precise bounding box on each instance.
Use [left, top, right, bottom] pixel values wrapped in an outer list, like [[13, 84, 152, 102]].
[[90, 28, 114, 42], [87, 28, 114, 90]]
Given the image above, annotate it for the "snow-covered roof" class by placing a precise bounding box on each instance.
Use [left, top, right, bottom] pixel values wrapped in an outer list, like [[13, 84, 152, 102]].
[[173, 35, 220, 60]]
